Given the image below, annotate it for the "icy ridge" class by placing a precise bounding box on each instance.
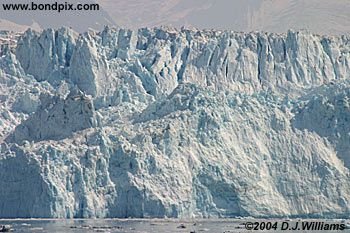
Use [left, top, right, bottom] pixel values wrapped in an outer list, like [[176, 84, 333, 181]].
[[15, 27, 350, 99], [0, 28, 350, 218]]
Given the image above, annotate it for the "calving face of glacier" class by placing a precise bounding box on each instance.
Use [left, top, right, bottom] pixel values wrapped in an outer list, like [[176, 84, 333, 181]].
[[0, 27, 350, 218]]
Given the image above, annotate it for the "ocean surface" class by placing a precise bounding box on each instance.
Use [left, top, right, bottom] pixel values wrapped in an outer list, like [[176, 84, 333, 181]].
[[0, 219, 349, 233]]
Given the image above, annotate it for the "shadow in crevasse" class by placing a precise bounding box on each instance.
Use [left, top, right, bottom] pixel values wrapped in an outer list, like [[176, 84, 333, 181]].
[[292, 87, 350, 169], [5, 90, 98, 144]]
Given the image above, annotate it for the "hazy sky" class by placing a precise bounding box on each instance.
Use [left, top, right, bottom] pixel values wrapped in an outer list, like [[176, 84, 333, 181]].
[[98, 0, 350, 34], [1, 0, 350, 34]]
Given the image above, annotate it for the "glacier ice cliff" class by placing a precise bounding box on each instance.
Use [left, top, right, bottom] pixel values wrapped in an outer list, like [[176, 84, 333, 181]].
[[0, 27, 350, 218]]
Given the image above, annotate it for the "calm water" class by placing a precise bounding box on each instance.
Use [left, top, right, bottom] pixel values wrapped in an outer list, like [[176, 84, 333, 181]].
[[0, 219, 349, 233]]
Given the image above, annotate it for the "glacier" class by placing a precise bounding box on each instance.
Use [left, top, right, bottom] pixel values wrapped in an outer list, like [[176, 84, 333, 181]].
[[0, 27, 350, 218]]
